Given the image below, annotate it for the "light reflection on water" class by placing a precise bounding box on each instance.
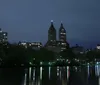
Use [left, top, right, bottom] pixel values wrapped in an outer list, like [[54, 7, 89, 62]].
[[95, 62, 100, 76], [29, 67, 31, 84], [99, 75, 100, 85], [57, 66, 59, 76], [40, 67, 42, 80], [33, 67, 35, 81], [87, 63, 90, 77], [67, 66, 70, 80], [23, 72, 27, 85], [22, 64, 100, 85], [49, 66, 51, 79], [60, 67, 61, 80]]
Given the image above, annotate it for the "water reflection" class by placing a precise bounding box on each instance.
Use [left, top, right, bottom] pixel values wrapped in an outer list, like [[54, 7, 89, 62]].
[[21, 64, 100, 85], [23, 72, 27, 85], [0, 64, 98, 85], [40, 67, 42, 80], [99, 75, 100, 85], [49, 66, 51, 79], [57, 66, 59, 76], [87, 63, 90, 77], [29, 67, 32, 85], [67, 66, 70, 80], [95, 62, 100, 76]]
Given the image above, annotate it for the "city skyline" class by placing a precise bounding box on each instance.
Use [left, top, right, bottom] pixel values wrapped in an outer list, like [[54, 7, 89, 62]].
[[0, 0, 100, 48], [0, 21, 99, 50]]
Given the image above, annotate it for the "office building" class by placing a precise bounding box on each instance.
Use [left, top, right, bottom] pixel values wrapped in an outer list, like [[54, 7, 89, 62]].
[[18, 42, 42, 50], [0, 28, 8, 43]]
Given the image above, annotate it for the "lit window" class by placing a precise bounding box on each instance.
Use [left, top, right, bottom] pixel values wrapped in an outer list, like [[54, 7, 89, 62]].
[[29, 44, 31, 46], [22, 43, 27, 45], [61, 43, 66, 45], [38, 43, 40, 45], [97, 46, 100, 49], [3, 34, 6, 36], [60, 32, 66, 35], [38, 46, 40, 48], [0, 31, 2, 32]]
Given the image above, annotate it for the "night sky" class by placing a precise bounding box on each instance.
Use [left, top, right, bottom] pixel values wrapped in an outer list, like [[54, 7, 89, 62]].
[[0, 0, 100, 48]]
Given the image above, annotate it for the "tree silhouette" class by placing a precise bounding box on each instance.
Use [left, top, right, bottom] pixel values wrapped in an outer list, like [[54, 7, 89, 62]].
[[60, 48, 76, 60], [35, 48, 55, 62]]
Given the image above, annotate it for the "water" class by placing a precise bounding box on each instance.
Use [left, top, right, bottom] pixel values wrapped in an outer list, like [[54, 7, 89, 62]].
[[0, 64, 100, 85], [22, 65, 100, 85]]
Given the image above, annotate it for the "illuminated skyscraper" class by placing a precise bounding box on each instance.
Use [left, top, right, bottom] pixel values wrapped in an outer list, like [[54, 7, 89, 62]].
[[48, 20, 56, 42], [0, 28, 8, 43], [59, 22, 69, 51], [59, 22, 66, 42], [45, 21, 69, 52]]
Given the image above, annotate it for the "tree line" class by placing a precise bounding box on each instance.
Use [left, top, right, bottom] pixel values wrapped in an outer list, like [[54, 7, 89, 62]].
[[0, 42, 100, 66]]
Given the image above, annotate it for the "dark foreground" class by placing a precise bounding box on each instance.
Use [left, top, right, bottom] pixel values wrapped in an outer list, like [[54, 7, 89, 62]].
[[0, 68, 24, 85], [0, 66, 99, 85]]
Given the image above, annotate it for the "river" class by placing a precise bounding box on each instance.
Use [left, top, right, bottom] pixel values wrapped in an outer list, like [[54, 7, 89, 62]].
[[0, 64, 100, 85]]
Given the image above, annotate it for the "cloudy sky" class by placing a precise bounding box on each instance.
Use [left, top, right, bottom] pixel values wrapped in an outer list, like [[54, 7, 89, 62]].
[[0, 0, 100, 48]]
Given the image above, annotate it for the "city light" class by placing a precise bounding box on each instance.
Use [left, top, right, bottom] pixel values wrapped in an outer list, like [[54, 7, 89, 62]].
[[48, 62, 52, 65], [29, 62, 32, 65], [33, 58, 35, 60], [40, 62, 43, 65]]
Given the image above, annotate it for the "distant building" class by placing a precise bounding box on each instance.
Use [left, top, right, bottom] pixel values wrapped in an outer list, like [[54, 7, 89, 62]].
[[59, 22, 69, 51], [96, 44, 100, 50], [45, 21, 58, 52], [59, 22, 66, 42], [48, 20, 56, 42], [45, 21, 69, 53], [0, 28, 8, 43], [71, 44, 84, 54], [18, 42, 42, 50]]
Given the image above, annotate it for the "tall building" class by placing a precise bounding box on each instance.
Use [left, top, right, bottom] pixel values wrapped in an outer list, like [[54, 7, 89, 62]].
[[0, 28, 8, 43], [45, 21, 69, 52], [59, 22, 69, 51], [48, 20, 56, 42], [59, 22, 66, 41]]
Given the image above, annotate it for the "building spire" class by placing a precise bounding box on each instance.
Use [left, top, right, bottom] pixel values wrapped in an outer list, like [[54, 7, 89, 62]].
[[61, 21, 62, 24], [51, 20, 53, 25], [60, 21, 63, 28], [51, 20, 53, 22]]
